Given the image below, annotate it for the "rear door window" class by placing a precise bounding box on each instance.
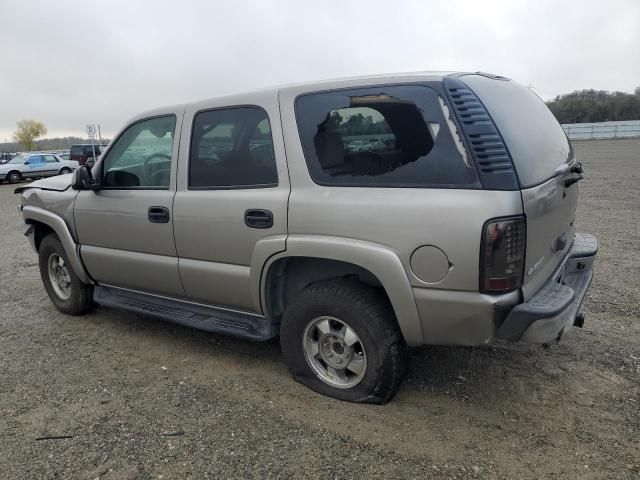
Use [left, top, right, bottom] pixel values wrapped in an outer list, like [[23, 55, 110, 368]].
[[189, 107, 278, 189], [295, 85, 480, 188]]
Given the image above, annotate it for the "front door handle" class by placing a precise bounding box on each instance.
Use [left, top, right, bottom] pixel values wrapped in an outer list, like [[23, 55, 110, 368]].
[[244, 209, 273, 229], [148, 206, 170, 223]]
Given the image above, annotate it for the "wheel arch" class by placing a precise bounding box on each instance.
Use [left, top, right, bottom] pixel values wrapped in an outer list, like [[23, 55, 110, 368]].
[[22, 205, 93, 284], [258, 236, 424, 346], [6, 170, 21, 181]]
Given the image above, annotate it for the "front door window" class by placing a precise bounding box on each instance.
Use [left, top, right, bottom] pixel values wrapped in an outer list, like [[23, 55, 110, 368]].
[[101, 115, 177, 189]]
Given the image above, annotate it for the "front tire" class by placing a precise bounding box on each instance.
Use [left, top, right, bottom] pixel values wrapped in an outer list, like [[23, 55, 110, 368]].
[[39, 234, 94, 315], [7, 171, 21, 184], [280, 279, 408, 404]]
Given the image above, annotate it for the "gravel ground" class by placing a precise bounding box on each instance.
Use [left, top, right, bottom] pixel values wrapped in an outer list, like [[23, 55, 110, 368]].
[[0, 139, 638, 479]]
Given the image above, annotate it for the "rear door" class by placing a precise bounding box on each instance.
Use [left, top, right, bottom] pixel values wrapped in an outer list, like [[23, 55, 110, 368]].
[[463, 75, 579, 299], [42, 154, 62, 176], [173, 93, 289, 313]]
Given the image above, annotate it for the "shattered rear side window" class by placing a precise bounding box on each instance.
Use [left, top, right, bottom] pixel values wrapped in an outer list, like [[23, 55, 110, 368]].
[[295, 85, 480, 188]]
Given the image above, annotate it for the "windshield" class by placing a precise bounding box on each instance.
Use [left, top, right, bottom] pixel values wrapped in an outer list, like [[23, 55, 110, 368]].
[[8, 155, 26, 164]]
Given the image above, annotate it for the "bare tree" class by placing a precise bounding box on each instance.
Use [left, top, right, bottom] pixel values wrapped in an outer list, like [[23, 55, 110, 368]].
[[12, 120, 47, 151]]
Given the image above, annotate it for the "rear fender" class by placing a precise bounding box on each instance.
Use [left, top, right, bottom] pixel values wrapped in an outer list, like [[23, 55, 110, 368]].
[[258, 235, 424, 346]]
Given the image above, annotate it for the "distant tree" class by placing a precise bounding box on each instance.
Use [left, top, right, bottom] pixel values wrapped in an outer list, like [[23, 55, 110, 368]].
[[326, 111, 343, 130], [546, 88, 640, 124], [12, 120, 47, 151]]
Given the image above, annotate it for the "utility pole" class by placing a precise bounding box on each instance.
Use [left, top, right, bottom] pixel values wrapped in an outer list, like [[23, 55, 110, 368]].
[[98, 124, 102, 146]]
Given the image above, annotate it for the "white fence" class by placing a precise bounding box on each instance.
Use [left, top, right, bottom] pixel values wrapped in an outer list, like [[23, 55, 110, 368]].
[[562, 120, 640, 140]]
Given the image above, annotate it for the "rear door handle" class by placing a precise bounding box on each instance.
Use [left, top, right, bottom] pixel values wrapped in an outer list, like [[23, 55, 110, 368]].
[[148, 206, 170, 223], [244, 209, 273, 229]]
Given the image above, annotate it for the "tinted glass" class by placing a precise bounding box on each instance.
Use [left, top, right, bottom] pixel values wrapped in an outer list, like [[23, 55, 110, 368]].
[[295, 85, 479, 188], [70, 146, 82, 156], [189, 107, 277, 188], [102, 115, 176, 189], [463, 75, 574, 188]]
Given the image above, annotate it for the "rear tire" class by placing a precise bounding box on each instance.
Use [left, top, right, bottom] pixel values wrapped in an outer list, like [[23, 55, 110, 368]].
[[280, 279, 408, 404], [39, 234, 95, 315], [59, 167, 72, 175], [7, 171, 21, 184]]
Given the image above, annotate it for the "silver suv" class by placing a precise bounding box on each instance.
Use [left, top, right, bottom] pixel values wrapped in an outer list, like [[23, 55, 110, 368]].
[[16, 72, 597, 403]]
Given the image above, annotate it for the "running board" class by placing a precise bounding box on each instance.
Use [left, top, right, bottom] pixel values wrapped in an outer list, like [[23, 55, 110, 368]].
[[94, 285, 276, 341]]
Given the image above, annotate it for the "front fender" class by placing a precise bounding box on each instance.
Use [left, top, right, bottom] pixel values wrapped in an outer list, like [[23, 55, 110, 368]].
[[22, 205, 92, 285], [257, 235, 424, 346]]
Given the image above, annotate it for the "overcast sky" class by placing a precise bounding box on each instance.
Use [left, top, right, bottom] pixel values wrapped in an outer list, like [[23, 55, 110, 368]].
[[1, 0, 638, 140]]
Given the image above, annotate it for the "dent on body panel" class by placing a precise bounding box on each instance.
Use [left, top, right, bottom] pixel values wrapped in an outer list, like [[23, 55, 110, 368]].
[[522, 179, 563, 218], [23, 188, 79, 239]]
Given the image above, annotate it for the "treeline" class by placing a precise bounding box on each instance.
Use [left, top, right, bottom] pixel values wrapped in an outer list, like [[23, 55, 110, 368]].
[[0, 136, 110, 153], [546, 87, 640, 124], [325, 111, 392, 135]]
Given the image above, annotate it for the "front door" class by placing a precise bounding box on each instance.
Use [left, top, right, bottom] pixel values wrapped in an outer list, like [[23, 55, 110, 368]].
[[74, 113, 185, 297], [173, 100, 289, 313], [24, 155, 52, 178]]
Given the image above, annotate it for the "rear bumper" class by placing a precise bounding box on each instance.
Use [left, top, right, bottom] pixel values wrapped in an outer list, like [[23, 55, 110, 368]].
[[496, 233, 598, 343]]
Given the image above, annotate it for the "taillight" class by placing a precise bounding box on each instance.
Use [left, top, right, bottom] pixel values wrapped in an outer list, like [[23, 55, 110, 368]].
[[480, 216, 526, 293]]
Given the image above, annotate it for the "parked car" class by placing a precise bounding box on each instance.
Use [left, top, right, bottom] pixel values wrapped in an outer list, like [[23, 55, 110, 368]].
[[15, 72, 597, 404], [1, 153, 78, 184], [0, 152, 19, 164], [69, 144, 105, 167]]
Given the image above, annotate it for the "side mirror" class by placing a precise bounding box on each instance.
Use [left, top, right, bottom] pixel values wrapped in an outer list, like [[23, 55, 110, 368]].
[[72, 165, 99, 190]]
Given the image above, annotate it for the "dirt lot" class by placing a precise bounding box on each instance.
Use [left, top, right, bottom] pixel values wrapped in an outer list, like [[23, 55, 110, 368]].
[[0, 139, 638, 479]]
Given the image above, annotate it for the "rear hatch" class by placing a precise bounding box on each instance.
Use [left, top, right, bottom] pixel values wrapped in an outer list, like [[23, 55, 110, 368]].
[[462, 74, 580, 300]]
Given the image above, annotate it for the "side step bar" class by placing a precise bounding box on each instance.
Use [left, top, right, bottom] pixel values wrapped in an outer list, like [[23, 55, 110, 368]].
[[94, 285, 277, 341]]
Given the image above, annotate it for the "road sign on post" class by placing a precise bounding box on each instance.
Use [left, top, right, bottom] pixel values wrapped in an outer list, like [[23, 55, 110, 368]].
[[86, 125, 97, 164]]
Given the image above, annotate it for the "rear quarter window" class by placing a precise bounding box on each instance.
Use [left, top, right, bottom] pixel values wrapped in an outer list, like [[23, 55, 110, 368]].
[[462, 75, 574, 188], [70, 146, 83, 156], [295, 85, 480, 188]]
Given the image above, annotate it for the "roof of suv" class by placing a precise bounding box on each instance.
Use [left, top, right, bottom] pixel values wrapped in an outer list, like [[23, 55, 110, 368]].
[[127, 71, 512, 134], [132, 71, 471, 121]]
